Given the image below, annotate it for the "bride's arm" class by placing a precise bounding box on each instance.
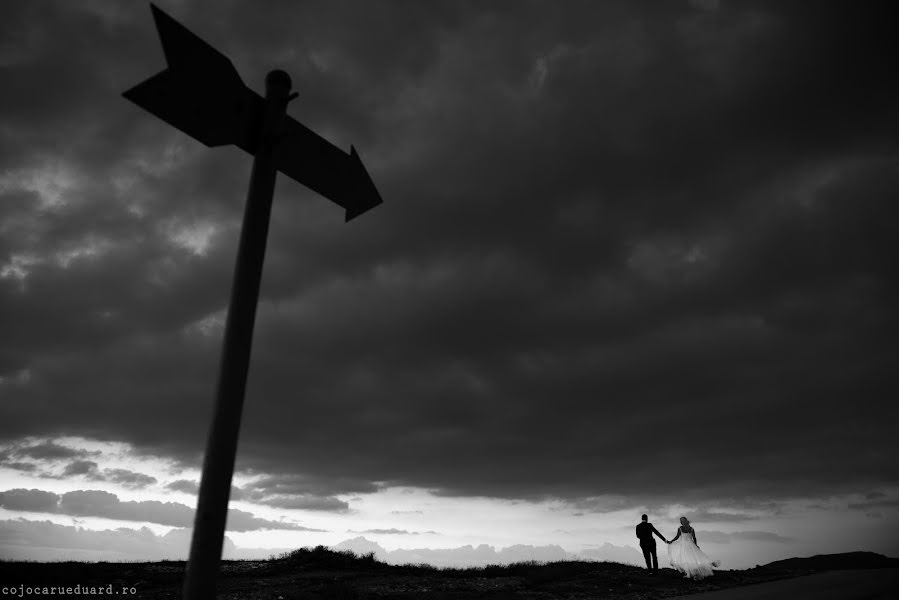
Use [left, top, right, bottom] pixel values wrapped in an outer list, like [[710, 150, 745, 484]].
[[669, 528, 681, 544]]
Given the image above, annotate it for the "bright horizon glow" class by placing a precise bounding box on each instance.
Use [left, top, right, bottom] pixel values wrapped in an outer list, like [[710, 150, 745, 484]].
[[1, 437, 896, 567]]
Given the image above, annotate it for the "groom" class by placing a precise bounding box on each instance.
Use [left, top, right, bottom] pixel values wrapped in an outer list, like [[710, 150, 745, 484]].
[[636, 514, 667, 572]]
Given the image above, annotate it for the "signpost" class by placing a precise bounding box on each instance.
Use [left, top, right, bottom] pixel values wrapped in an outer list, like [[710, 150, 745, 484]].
[[123, 5, 383, 599]]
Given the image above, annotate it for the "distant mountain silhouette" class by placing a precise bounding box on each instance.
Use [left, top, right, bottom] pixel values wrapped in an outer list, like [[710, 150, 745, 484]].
[[331, 536, 642, 568], [759, 551, 899, 571], [333, 536, 386, 558], [331, 538, 899, 573]]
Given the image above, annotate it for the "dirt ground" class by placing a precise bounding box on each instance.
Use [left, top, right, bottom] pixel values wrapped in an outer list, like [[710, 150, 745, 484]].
[[2, 550, 897, 599]]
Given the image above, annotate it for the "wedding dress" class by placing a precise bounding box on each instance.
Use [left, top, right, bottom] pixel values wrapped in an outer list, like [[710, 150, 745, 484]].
[[667, 526, 720, 579]]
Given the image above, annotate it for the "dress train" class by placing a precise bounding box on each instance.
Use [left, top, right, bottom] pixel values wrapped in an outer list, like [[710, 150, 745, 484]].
[[668, 532, 720, 580]]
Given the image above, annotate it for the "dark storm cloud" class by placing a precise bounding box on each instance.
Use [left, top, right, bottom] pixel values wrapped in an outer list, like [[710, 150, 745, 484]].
[[0, 488, 322, 532], [253, 494, 349, 513], [0, 488, 60, 513], [237, 475, 353, 512], [848, 497, 899, 511], [1, 0, 897, 508], [165, 479, 199, 494], [30, 458, 157, 487], [57, 489, 319, 531], [61, 460, 100, 477], [102, 468, 158, 489], [14, 441, 95, 461], [0, 447, 40, 472], [2, 462, 38, 472]]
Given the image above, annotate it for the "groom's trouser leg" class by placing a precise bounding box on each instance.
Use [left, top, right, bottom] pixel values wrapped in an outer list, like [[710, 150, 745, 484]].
[[641, 544, 653, 569], [650, 546, 658, 571]]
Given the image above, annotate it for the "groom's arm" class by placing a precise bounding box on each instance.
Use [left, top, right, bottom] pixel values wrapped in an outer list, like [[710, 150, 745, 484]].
[[651, 525, 667, 543]]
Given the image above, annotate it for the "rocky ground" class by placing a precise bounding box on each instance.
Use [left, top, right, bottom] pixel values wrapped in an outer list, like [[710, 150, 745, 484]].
[[2, 548, 896, 599]]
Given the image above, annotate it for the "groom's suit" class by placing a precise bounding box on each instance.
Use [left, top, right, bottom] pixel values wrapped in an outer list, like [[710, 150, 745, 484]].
[[636, 520, 665, 571]]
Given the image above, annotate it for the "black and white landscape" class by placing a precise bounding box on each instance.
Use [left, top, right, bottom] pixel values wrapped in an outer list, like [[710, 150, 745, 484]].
[[1, 0, 897, 575]]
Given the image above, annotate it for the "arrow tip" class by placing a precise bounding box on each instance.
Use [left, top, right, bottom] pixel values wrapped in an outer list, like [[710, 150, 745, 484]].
[[344, 145, 383, 222], [149, 3, 172, 38]]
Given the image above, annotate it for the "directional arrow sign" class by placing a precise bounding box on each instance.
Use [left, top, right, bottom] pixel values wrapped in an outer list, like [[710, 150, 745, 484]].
[[123, 5, 383, 600], [124, 3, 383, 220]]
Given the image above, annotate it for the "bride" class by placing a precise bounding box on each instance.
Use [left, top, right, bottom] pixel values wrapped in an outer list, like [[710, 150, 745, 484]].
[[667, 517, 720, 580]]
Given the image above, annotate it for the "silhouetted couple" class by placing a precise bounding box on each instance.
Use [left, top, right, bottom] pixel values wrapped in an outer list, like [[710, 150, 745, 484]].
[[636, 514, 720, 579]]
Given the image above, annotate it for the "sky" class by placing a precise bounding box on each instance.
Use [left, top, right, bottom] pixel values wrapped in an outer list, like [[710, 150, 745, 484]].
[[1, 0, 898, 570]]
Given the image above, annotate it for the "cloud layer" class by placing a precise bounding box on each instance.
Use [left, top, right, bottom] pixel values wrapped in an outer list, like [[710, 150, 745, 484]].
[[0, 488, 322, 532], [1, 1, 897, 510], [0, 519, 286, 562]]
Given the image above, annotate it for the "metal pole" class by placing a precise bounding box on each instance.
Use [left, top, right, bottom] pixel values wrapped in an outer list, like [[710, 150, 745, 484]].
[[183, 70, 294, 600]]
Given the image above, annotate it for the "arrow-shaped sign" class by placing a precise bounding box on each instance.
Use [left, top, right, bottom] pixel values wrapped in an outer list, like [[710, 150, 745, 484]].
[[123, 5, 383, 600], [124, 3, 383, 220]]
